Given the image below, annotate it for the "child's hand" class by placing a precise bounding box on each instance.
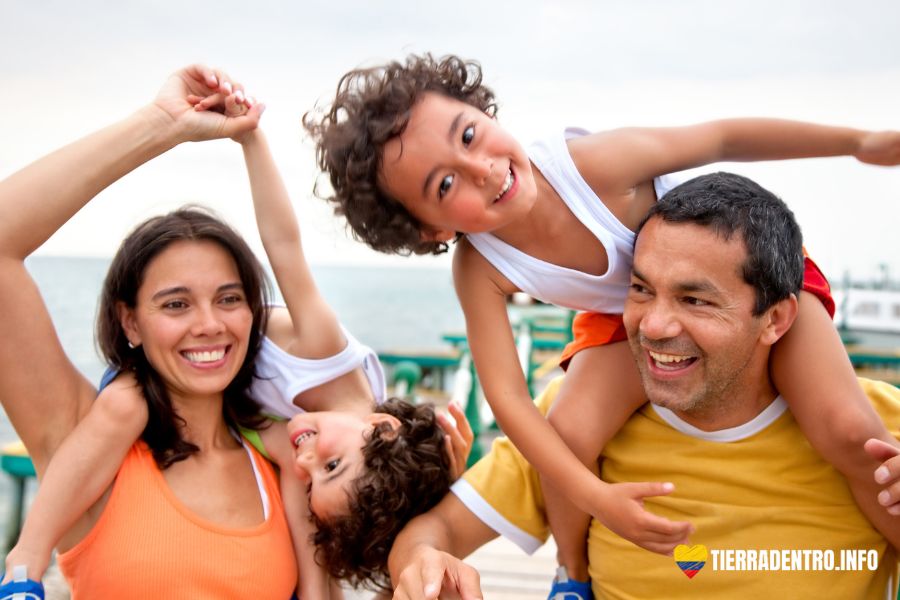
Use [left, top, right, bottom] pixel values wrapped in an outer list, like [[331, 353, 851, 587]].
[[437, 401, 475, 480], [592, 481, 694, 555], [187, 87, 264, 144], [855, 131, 900, 166], [153, 64, 262, 143], [865, 438, 900, 515]]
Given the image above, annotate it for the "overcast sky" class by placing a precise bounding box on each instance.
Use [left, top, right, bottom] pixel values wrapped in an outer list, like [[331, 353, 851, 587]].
[[1, 0, 899, 280]]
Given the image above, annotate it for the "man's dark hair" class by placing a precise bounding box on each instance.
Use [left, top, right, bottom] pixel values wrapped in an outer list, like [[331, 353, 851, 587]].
[[638, 172, 804, 315], [303, 53, 497, 256], [311, 399, 453, 592]]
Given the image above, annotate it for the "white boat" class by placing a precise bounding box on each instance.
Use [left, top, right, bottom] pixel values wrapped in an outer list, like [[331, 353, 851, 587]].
[[833, 287, 900, 335]]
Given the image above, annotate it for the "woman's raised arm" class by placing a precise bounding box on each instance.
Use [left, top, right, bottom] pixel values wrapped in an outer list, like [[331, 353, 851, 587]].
[[0, 65, 262, 473]]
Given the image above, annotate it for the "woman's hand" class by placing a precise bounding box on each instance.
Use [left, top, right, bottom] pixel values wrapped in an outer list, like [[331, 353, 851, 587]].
[[152, 64, 262, 143]]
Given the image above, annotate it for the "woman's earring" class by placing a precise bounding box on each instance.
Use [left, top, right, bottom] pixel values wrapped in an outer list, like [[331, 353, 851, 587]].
[[127, 341, 135, 349]]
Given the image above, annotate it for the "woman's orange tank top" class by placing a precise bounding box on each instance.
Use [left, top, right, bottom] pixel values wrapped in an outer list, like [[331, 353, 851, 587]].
[[58, 440, 298, 599]]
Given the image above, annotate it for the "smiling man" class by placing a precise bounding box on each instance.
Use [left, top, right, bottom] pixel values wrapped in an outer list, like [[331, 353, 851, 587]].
[[388, 172, 900, 600]]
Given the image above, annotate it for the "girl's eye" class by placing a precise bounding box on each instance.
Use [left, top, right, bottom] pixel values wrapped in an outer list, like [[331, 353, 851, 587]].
[[462, 125, 475, 146], [220, 294, 243, 305], [325, 459, 340, 472], [438, 175, 454, 199], [163, 300, 187, 310]]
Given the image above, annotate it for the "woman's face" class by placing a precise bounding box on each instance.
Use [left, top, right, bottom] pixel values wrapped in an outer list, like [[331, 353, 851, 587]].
[[119, 240, 254, 402]]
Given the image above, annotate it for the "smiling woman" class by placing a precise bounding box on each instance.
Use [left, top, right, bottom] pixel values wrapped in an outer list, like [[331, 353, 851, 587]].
[[0, 65, 297, 599]]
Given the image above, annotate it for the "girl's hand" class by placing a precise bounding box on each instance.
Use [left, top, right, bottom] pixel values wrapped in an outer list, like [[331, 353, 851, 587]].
[[153, 64, 262, 143], [855, 130, 900, 166], [188, 86, 264, 144], [438, 401, 475, 480], [865, 438, 900, 515], [591, 480, 694, 555]]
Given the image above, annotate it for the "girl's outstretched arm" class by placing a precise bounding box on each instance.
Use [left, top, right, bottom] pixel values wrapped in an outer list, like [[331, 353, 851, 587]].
[[0, 65, 261, 475], [575, 118, 900, 196], [4, 375, 148, 581], [238, 129, 346, 360]]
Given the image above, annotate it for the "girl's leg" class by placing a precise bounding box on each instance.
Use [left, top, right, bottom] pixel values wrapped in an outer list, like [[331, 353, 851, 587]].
[[771, 291, 900, 547], [543, 342, 645, 584], [4, 378, 149, 578]]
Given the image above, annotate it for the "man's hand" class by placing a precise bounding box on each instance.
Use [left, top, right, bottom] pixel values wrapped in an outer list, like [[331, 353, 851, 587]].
[[591, 480, 694, 555], [392, 546, 483, 600], [865, 438, 900, 515]]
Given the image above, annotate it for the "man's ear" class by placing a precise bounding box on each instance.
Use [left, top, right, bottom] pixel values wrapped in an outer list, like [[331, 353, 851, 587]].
[[117, 301, 142, 348], [419, 227, 456, 244], [760, 293, 799, 346], [366, 413, 402, 441]]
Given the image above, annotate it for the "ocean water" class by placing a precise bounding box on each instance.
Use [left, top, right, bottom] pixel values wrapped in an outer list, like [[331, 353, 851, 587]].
[[0, 257, 465, 522]]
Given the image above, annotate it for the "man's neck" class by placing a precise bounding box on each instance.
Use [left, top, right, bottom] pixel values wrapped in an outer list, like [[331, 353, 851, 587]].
[[672, 380, 779, 432]]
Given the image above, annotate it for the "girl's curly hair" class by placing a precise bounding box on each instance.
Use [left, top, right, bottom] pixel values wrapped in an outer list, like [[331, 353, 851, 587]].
[[310, 399, 453, 592], [303, 53, 497, 256]]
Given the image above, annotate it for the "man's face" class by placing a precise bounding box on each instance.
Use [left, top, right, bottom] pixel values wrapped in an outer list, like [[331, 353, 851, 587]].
[[624, 218, 771, 427]]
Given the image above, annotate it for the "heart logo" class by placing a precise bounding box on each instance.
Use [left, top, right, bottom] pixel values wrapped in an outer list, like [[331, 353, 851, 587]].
[[674, 544, 708, 579]]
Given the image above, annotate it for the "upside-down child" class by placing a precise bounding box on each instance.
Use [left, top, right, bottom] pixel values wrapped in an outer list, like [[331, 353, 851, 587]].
[[1, 80, 466, 599], [304, 53, 900, 598]]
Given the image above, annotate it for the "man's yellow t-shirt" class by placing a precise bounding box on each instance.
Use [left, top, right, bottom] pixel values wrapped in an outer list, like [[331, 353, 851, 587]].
[[453, 377, 899, 599]]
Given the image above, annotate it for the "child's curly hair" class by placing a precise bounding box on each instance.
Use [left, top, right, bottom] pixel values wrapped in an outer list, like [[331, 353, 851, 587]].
[[303, 53, 497, 256], [310, 399, 453, 592]]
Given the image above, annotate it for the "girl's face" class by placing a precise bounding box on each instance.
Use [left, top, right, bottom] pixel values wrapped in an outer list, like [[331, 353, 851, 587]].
[[379, 92, 537, 243], [287, 410, 400, 518], [119, 240, 254, 403]]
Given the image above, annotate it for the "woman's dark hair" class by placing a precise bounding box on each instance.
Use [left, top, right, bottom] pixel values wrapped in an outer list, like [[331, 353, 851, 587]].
[[311, 399, 453, 592], [303, 53, 497, 256], [96, 206, 271, 468]]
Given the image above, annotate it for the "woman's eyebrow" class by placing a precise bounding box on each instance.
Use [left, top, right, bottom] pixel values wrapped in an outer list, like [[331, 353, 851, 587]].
[[152, 286, 189, 301], [151, 282, 242, 302]]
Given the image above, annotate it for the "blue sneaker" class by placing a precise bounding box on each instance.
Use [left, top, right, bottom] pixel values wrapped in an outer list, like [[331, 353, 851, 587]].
[[0, 566, 44, 600], [548, 566, 593, 600]]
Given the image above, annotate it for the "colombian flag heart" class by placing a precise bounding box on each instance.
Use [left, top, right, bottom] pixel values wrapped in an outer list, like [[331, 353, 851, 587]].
[[674, 544, 708, 579]]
